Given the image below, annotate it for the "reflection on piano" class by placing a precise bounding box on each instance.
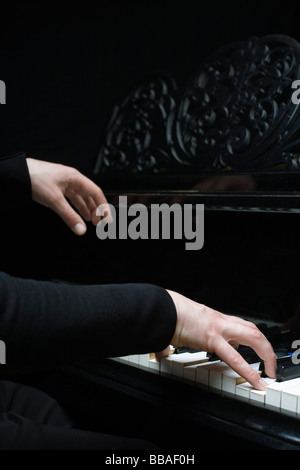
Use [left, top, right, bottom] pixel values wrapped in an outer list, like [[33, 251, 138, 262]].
[[32, 34, 300, 449]]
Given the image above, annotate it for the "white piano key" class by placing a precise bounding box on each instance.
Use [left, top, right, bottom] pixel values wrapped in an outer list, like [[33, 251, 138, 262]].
[[236, 377, 275, 405], [109, 357, 120, 362], [249, 389, 267, 407], [195, 360, 221, 387], [160, 355, 175, 376], [235, 381, 252, 402], [148, 357, 161, 374], [171, 351, 208, 378], [198, 361, 232, 392], [222, 362, 260, 396], [210, 363, 234, 392], [266, 377, 300, 411], [139, 353, 151, 370], [209, 360, 261, 395], [180, 359, 219, 385], [183, 363, 198, 382], [160, 351, 205, 376], [118, 355, 130, 364], [281, 384, 300, 416], [297, 393, 300, 416], [222, 369, 246, 396], [127, 354, 140, 366]]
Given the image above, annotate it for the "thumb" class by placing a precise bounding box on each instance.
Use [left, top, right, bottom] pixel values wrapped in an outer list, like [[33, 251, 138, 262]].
[[155, 346, 171, 361], [49, 195, 87, 235]]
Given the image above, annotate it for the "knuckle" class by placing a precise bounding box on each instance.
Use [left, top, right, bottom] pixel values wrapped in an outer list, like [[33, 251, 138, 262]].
[[67, 167, 79, 182], [248, 327, 263, 343], [245, 319, 258, 330], [270, 351, 277, 363]]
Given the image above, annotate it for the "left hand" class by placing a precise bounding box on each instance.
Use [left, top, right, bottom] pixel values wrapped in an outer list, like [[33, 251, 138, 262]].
[[26, 158, 109, 235]]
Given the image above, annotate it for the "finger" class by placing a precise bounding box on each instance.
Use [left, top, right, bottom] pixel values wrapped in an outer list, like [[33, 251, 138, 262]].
[[68, 190, 110, 226], [214, 338, 269, 390], [223, 322, 277, 379], [155, 346, 170, 361], [65, 172, 113, 226], [67, 172, 108, 207], [67, 192, 93, 221], [48, 193, 87, 235], [85, 195, 97, 212], [84, 196, 101, 224], [95, 202, 114, 225], [84, 192, 113, 226]]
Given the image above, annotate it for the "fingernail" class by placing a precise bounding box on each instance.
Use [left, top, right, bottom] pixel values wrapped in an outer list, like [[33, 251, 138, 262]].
[[74, 223, 86, 235]]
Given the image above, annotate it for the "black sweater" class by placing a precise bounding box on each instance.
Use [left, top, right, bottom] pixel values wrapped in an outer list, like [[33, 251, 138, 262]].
[[0, 153, 177, 374]]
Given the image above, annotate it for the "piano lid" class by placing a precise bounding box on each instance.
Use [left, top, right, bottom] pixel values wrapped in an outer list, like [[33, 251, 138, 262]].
[[93, 34, 300, 212]]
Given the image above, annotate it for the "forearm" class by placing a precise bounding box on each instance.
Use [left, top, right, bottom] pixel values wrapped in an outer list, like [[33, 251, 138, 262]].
[[0, 273, 177, 374]]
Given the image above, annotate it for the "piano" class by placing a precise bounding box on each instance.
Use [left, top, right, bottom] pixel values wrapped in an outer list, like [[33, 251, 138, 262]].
[[24, 34, 300, 450]]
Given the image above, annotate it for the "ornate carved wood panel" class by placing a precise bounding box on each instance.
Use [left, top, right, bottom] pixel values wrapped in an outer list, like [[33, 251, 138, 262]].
[[95, 35, 300, 175]]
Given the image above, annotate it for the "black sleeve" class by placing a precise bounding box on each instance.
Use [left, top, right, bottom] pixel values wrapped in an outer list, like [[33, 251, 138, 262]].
[[0, 152, 31, 211], [0, 272, 177, 374]]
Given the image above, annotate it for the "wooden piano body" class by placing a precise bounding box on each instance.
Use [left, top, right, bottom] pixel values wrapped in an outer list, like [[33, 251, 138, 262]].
[[16, 34, 300, 449]]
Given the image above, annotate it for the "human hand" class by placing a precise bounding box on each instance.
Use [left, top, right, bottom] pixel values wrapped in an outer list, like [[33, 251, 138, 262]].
[[157, 290, 277, 390], [26, 158, 109, 235]]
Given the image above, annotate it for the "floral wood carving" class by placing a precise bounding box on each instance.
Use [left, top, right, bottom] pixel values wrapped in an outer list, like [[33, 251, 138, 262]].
[[96, 35, 300, 175]]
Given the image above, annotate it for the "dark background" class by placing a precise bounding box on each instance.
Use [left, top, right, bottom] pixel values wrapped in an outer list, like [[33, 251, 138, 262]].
[[0, 0, 299, 322], [1, 1, 299, 172]]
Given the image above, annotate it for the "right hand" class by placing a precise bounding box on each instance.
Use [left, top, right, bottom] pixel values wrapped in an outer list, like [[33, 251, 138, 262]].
[[157, 290, 277, 391]]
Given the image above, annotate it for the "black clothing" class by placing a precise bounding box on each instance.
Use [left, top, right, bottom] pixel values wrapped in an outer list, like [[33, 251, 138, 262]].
[[0, 272, 176, 375], [0, 380, 159, 450], [0, 152, 177, 449], [0, 152, 31, 211]]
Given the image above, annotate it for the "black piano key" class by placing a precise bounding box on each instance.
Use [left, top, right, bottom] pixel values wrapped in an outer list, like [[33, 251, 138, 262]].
[[206, 323, 294, 364], [207, 345, 290, 364], [260, 355, 300, 382], [206, 345, 261, 364], [206, 351, 219, 361], [174, 347, 203, 354]]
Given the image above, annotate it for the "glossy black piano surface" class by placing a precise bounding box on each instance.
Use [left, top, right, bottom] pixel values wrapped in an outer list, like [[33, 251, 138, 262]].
[[92, 35, 300, 449]]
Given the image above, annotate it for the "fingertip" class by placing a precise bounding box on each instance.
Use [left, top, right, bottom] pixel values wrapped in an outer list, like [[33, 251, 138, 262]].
[[73, 222, 86, 235], [257, 378, 269, 390]]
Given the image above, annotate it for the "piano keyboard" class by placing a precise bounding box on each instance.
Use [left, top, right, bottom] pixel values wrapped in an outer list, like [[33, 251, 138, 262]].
[[111, 343, 300, 419]]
